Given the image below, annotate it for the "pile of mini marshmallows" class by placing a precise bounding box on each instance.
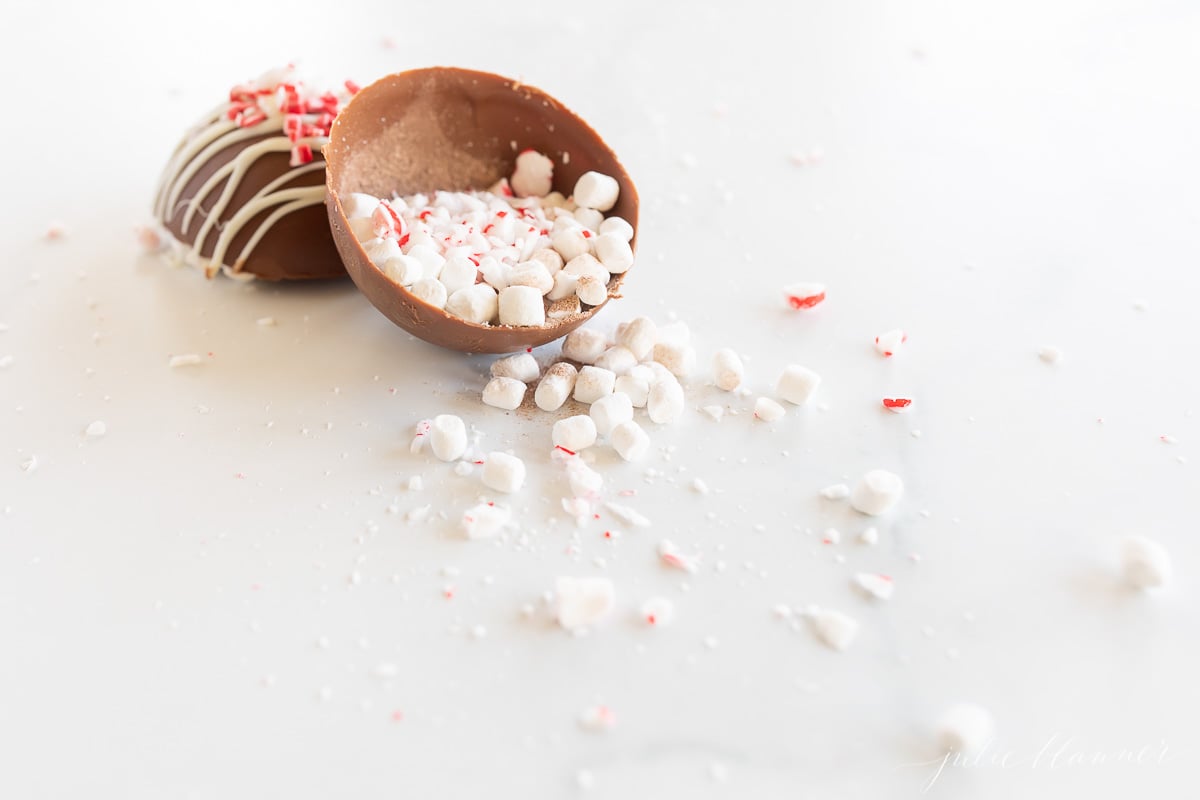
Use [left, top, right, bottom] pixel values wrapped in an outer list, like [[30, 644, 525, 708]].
[[343, 151, 634, 326]]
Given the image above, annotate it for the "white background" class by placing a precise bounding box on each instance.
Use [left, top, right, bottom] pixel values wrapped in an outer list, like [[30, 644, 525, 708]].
[[1, 1, 1197, 797]]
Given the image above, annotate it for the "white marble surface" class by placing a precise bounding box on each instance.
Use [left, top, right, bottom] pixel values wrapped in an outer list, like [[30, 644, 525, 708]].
[[1, 1, 1197, 797]]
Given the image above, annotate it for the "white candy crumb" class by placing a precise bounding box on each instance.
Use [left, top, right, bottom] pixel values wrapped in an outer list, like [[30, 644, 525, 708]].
[[806, 606, 859, 651], [1120, 536, 1172, 590], [555, 576, 615, 631], [853, 573, 895, 600], [658, 540, 700, 573], [691, 478, 711, 495], [641, 596, 675, 626], [578, 705, 617, 732], [700, 404, 724, 421], [858, 527, 879, 546], [0, 354, 13, 369], [819, 483, 850, 500], [1038, 345, 1063, 364], [874, 329, 907, 357], [936, 703, 995, 755], [168, 354, 204, 368], [84, 421, 107, 438], [256, 317, 277, 327], [782, 282, 826, 309], [604, 502, 650, 527], [20, 455, 38, 474]]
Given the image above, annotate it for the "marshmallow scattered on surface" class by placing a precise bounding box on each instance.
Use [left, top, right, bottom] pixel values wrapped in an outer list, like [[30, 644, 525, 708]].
[[461, 502, 511, 540], [754, 397, 786, 422], [430, 414, 467, 461], [574, 366, 616, 404], [850, 469, 904, 515], [936, 704, 995, 755], [553, 415, 598, 452], [562, 328, 609, 364], [535, 362, 578, 410], [652, 340, 696, 378], [647, 378, 685, 424], [874, 329, 907, 357], [594, 345, 637, 375], [712, 348, 744, 391], [482, 376, 526, 410], [777, 365, 821, 406], [555, 576, 615, 631], [482, 451, 526, 493], [491, 352, 540, 383], [613, 373, 650, 408], [590, 392, 634, 438], [615, 317, 656, 360], [1120, 536, 1172, 590], [610, 420, 651, 461]]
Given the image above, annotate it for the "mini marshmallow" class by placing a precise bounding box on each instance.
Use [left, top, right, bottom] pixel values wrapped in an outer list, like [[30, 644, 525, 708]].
[[430, 414, 467, 461], [530, 248, 564, 274], [610, 420, 650, 461], [348, 217, 375, 242], [573, 207, 604, 231], [613, 374, 650, 408], [572, 171, 620, 211], [546, 271, 579, 301], [499, 285, 546, 327], [754, 396, 786, 422], [445, 283, 498, 325], [590, 392, 634, 438], [647, 378, 685, 424], [507, 261, 554, 295], [462, 502, 511, 540], [482, 376, 526, 410], [382, 254, 422, 286], [555, 576, 615, 631], [491, 352, 540, 383], [553, 415, 598, 452], [936, 704, 995, 755], [807, 607, 859, 651], [409, 277, 447, 309], [478, 257, 508, 290], [482, 451, 526, 493], [712, 348, 744, 391], [405, 244, 445, 279], [652, 341, 696, 378], [440, 255, 478, 295], [574, 366, 616, 404], [1120, 536, 1172, 590], [562, 328, 609, 364], [599, 215, 634, 242], [547, 295, 582, 320], [364, 237, 401, 267], [853, 573, 895, 600], [535, 362, 578, 411], [594, 232, 634, 273], [594, 346, 637, 376], [616, 317, 656, 360], [874, 328, 907, 357], [851, 469, 904, 515], [576, 274, 609, 306], [551, 224, 590, 262], [564, 253, 608, 282], [777, 365, 821, 406], [511, 150, 554, 197], [342, 192, 380, 219]]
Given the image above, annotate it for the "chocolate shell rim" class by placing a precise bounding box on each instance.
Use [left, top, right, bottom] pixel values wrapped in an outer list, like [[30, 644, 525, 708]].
[[323, 66, 640, 353]]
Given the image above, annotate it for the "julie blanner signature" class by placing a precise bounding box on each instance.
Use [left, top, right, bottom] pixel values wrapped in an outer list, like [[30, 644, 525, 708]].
[[905, 733, 1172, 792]]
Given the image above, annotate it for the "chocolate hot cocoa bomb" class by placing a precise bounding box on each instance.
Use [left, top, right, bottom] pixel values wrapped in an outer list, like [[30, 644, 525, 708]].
[[324, 67, 640, 354], [153, 67, 354, 281]]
